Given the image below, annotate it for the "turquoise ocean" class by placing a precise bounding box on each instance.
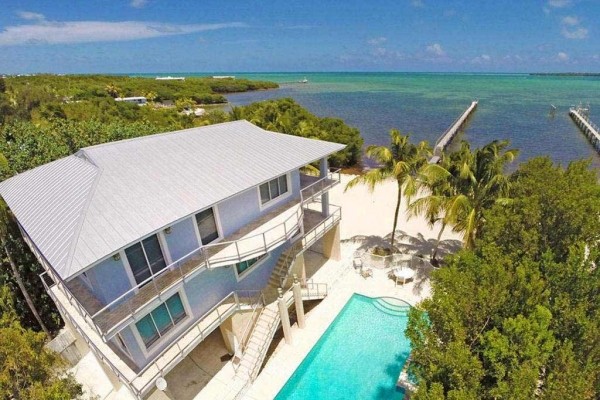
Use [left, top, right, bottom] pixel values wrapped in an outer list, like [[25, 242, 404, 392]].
[[166, 72, 600, 168]]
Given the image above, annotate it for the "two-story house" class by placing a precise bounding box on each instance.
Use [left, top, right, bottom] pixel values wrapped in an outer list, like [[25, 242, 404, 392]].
[[0, 120, 345, 399]]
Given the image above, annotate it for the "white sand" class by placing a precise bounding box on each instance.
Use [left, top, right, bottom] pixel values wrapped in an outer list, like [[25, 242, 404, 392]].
[[331, 173, 462, 254]]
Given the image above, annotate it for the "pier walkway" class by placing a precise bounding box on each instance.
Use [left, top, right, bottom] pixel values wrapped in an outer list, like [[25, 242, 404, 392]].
[[430, 100, 478, 163], [569, 107, 600, 152]]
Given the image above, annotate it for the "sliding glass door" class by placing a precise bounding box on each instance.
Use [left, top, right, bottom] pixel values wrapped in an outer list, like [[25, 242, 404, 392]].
[[125, 234, 167, 285], [196, 207, 219, 244]]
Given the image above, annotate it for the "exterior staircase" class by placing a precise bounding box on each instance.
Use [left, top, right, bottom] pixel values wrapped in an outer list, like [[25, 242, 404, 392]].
[[234, 302, 281, 382], [232, 241, 328, 391]]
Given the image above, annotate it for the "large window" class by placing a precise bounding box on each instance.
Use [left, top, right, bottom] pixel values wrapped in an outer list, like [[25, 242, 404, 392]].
[[195, 207, 219, 244], [235, 255, 266, 276], [125, 234, 167, 285], [135, 293, 186, 348], [259, 174, 289, 205]]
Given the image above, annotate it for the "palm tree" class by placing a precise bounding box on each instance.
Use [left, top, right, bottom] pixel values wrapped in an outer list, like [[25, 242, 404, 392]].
[[440, 140, 517, 249], [346, 130, 431, 251], [0, 199, 50, 337], [407, 155, 454, 262]]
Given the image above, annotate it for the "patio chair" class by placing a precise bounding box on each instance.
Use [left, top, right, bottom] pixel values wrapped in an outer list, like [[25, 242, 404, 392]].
[[352, 251, 363, 271]]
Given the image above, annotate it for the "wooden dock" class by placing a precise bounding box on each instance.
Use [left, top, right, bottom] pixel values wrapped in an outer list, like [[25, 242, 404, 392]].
[[569, 107, 600, 152], [430, 100, 478, 163]]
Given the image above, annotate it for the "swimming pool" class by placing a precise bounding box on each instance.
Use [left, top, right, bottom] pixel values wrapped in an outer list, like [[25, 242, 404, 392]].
[[275, 294, 411, 400]]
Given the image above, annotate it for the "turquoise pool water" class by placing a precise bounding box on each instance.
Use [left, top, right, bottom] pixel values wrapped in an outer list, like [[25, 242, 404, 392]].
[[275, 294, 411, 400]]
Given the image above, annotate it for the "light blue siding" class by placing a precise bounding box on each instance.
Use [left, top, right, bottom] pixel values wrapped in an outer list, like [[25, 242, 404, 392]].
[[118, 326, 146, 368], [84, 257, 132, 305], [164, 217, 199, 262], [122, 244, 287, 369], [218, 170, 300, 237]]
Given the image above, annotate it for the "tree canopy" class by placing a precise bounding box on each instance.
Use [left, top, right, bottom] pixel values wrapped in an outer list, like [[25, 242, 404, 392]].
[[0, 287, 83, 399], [406, 157, 600, 399]]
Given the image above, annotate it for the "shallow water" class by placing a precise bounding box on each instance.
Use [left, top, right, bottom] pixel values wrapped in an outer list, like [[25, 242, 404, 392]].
[[222, 72, 600, 169]]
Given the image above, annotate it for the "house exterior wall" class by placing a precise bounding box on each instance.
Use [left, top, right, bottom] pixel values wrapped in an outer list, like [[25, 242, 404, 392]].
[[163, 217, 199, 263], [119, 244, 286, 369], [84, 257, 132, 305], [217, 170, 300, 237]]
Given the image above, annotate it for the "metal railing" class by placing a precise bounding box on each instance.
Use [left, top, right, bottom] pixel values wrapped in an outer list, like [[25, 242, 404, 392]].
[[300, 280, 329, 300], [40, 272, 143, 398], [135, 289, 264, 397], [44, 268, 265, 399], [571, 108, 600, 137], [233, 292, 267, 364], [85, 169, 341, 338], [302, 204, 342, 249]]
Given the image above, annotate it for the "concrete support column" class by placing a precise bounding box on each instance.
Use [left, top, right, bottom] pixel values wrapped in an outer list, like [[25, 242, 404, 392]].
[[218, 317, 237, 355], [323, 223, 341, 261], [292, 275, 306, 329], [277, 288, 293, 345], [319, 157, 330, 217]]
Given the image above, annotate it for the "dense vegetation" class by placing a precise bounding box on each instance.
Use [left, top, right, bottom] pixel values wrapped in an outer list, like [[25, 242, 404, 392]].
[[406, 157, 600, 399], [0, 287, 82, 399]]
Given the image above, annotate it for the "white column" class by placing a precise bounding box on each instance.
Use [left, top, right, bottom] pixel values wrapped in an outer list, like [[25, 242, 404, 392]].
[[292, 275, 306, 329], [319, 157, 330, 217], [277, 288, 293, 344]]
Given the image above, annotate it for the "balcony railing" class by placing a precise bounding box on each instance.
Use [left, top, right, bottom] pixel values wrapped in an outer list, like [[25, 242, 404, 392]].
[[42, 271, 265, 399], [47, 168, 341, 343]]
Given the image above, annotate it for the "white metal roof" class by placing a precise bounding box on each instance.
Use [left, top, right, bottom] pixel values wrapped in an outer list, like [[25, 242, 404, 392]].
[[0, 120, 345, 280]]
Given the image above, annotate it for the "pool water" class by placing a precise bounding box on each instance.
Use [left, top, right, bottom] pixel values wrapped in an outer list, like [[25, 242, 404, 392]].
[[275, 294, 411, 400]]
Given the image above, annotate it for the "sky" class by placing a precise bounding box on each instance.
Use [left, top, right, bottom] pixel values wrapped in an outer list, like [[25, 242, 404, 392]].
[[0, 0, 598, 74]]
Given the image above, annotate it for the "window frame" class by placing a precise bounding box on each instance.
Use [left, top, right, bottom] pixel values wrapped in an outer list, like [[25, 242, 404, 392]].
[[257, 173, 291, 210], [124, 233, 168, 286], [133, 291, 190, 353], [234, 253, 269, 281], [192, 205, 223, 247]]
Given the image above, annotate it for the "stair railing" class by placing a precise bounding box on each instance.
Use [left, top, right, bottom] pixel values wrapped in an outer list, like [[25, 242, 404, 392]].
[[233, 291, 266, 371]]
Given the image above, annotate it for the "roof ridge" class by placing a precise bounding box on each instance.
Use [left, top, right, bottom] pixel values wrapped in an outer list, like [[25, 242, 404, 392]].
[[81, 119, 253, 152], [62, 156, 102, 279]]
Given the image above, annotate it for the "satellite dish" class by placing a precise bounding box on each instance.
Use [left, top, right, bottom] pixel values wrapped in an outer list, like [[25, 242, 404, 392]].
[[156, 377, 168, 391]]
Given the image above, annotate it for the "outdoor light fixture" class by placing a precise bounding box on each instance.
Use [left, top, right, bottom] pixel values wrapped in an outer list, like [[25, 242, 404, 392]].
[[164, 227, 172, 234], [112, 253, 121, 261]]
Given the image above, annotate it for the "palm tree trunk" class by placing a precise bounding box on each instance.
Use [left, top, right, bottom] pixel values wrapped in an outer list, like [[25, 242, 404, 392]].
[[431, 222, 447, 261], [390, 183, 402, 252], [2, 240, 50, 337]]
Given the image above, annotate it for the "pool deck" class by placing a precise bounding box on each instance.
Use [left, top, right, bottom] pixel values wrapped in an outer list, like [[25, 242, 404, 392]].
[[243, 243, 431, 400], [189, 240, 433, 400]]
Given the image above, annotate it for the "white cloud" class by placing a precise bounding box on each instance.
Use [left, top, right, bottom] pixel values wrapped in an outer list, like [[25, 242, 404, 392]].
[[130, 0, 148, 8], [367, 37, 387, 46], [16, 11, 46, 21], [561, 16, 579, 26], [426, 43, 445, 57], [557, 51, 569, 61], [561, 26, 588, 39], [547, 0, 571, 8], [0, 19, 247, 46], [471, 54, 491, 64]]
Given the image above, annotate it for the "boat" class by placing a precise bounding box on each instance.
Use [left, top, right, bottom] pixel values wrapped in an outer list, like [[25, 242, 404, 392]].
[[299, 77, 308, 84]]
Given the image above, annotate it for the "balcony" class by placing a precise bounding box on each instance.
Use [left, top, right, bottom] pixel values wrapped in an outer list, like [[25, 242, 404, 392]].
[[43, 272, 264, 400], [61, 169, 341, 339]]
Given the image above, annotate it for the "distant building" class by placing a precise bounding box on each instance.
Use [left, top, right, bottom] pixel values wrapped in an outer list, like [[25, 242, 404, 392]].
[[155, 76, 185, 81], [115, 96, 147, 106]]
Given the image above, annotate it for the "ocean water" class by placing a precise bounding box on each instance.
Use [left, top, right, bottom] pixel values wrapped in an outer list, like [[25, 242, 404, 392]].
[[275, 294, 410, 400], [220, 72, 600, 169]]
